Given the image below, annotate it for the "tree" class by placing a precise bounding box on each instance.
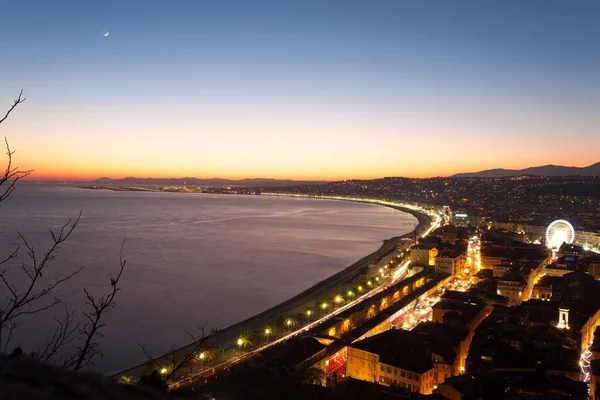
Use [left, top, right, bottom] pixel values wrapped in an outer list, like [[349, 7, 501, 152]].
[[138, 322, 214, 384], [0, 91, 126, 369], [299, 367, 326, 386]]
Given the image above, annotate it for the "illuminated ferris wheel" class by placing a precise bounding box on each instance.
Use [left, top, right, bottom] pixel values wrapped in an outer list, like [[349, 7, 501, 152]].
[[545, 219, 575, 249]]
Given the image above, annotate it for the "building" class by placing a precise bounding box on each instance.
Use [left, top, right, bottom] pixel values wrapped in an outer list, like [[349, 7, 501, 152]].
[[466, 306, 581, 381], [344, 321, 472, 395], [434, 371, 587, 400], [576, 230, 600, 248], [496, 274, 527, 306], [434, 249, 466, 277], [589, 255, 600, 280], [413, 322, 472, 381], [546, 254, 579, 276], [346, 329, 436, 394], [480, 247, 511, 270], [410, 246, 437, 267], [532, 275, 558, 301], [492, 260, 513, 278]]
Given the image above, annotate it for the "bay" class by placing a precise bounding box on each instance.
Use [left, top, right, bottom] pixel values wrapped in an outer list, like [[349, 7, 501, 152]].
[[0, 184, 417, 372]]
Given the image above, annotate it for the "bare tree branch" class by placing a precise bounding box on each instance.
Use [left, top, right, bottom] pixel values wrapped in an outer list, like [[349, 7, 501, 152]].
[[0, 90, 25, 125], [138, 342, 163, 372], [1, 321, 17, 353], [1, 138, 33, 203], [0, 92, 128, 372], [64, 241, 127, 370], [138, 322, 213, 382], [0, 91, 33, 203], [0, 246, 19, 266], [36, 302, 79, 362], [0, 212, 83, 351]]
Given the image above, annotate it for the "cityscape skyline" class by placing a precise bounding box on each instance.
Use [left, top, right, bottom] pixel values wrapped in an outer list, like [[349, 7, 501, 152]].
[[2, 0, 599, 181]]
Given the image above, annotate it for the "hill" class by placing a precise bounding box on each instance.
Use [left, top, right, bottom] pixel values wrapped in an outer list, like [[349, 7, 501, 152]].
[[452, 162, 600, 178]]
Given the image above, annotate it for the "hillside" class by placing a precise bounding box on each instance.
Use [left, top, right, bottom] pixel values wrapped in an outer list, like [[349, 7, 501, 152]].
[[452, 162, 600, 178]]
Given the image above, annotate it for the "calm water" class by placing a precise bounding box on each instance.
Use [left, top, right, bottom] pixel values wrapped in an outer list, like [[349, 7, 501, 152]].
[[0, 184, 417, 372]]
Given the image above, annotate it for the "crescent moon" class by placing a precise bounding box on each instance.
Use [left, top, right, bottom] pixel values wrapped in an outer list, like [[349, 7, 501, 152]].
[[103, 32, 109, 37]]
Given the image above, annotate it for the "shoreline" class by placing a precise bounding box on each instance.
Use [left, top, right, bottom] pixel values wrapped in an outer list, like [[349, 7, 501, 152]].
[[109, 192, 432, 378]]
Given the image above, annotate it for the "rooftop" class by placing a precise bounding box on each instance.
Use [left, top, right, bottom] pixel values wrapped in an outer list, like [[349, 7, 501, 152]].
[[350, 329, 434, 374]]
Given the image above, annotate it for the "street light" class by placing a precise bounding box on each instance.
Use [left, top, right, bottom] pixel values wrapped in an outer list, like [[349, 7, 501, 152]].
[[321, 302, 329, 310], [160, 367, 168, 375], [358, 286, 363, 292], [198, 352, 205, 360], [335, 295, 343, 304]]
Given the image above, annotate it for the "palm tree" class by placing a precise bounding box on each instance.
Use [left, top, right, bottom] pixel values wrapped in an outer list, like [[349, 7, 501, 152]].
[[119, 375, 136, 385]]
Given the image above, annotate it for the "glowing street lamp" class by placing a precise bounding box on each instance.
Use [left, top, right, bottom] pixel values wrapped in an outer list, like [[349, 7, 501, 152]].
[[358, 285, 363, 292], [264, 327, 272, 343], [321, 302, 329, 310], [198, 352, 205, 360], [160, 367, 168, 375], [237, 336, 251, 349], [286, 318, 295, 331]]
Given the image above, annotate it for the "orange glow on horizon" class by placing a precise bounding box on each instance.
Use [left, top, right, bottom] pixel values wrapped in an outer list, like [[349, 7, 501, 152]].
[[20, 157, 599, 183], [5, 108, 599, 183]]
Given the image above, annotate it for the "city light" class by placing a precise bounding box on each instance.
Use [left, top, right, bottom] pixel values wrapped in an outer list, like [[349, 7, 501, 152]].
[[160, 367, 168, 375]]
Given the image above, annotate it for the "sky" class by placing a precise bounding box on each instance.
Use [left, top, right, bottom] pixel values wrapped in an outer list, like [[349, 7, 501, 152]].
[[1, 0, 599, 181]]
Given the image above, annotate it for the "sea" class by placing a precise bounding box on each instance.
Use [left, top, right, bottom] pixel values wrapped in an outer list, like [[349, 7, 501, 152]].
[[0, 184, 417, 372]]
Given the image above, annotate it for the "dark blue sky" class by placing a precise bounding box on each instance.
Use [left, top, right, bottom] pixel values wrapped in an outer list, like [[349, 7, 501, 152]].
[[1, 1, 599, 179]]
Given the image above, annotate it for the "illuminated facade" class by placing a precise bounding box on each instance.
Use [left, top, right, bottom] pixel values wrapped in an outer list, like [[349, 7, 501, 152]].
[[435, 251, 466, 277], [557, 306, 570, 330], [410, 246, 437, 267], [345, 346, 436, 394]]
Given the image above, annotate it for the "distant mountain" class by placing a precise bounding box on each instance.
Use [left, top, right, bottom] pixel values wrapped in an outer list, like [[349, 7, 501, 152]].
[[452, 162, 600, 178], [94, 177, 328, 187]]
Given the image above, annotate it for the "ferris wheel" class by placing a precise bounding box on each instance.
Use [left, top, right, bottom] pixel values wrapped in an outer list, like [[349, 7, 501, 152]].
[[545, 219, 575, 249]]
